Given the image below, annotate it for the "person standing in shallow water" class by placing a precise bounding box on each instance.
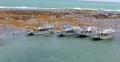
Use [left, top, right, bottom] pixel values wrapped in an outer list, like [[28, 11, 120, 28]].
[[4, 24, 5, 28], [0, 39, 2, 45]]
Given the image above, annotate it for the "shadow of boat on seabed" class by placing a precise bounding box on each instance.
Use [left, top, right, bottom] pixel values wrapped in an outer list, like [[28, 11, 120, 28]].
[[90, 37, 114, 41]]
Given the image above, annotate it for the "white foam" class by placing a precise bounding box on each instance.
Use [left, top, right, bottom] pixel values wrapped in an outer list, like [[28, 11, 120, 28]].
[[0, 6, 60, 9], [0, 6, 120, 11], [73, 7, 120, 11], [100, 8, 120, 11], [73, 7, 98, 10], [0, 6, 39, 9]]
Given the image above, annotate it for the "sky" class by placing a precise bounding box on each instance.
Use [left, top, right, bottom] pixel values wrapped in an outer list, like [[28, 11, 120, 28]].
[[85, 0, 120, 2]]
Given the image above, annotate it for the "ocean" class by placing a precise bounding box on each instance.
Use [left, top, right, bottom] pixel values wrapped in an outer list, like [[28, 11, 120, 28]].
[[0, 0, 120, 62], [0, 31, 120, 62], [0, 0, 120, 11], [0, 24, 120, 62]]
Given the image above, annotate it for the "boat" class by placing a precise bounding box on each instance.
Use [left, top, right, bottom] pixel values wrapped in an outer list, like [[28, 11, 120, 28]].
[[33, 25, 54, 34], [25, 21, 54, 35], [90, 27, 115, 39], [54, 25, 80, 36], [77, 26, 97, 36]]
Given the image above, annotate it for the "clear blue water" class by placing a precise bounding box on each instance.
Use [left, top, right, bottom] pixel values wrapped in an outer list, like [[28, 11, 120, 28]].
[[0, 0, 120, 10], [0, 32, 120, 62]]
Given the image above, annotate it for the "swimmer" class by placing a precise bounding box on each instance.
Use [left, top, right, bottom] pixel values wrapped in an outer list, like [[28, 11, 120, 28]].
[[20, 30, 21, 32], [13, 33, 15, 35], [7, 33, 9, 36]]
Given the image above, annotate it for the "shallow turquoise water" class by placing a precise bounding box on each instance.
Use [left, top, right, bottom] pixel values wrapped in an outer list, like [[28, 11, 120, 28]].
[[0, 0, 120, 10], [0, 33, 120, 62]]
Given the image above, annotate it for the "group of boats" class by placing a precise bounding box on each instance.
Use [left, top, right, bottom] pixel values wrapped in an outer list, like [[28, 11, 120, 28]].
[[25, 21, 115, 40]]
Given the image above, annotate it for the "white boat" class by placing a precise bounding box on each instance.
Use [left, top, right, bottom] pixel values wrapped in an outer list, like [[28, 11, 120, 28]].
[[54, 25, 80, 36], [77, 26, 97, 36], [26, 24, 54, 35], [33, 25, 54, 35], [90, 28, 115, 39]]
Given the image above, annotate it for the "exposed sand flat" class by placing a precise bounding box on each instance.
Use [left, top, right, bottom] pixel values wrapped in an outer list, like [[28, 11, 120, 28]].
[[0, 9, 120, 34]]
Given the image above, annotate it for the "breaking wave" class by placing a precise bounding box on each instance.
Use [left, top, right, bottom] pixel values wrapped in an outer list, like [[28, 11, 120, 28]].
[[0, 6, 120, 11]]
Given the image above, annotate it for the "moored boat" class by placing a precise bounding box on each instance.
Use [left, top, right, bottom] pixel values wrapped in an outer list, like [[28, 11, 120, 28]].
[[54, 25, 80, 36], [77, 26, 97, 36], [25, 21, 54, 35], [90, 28, 115, 39], [33, 25, 54, 35]]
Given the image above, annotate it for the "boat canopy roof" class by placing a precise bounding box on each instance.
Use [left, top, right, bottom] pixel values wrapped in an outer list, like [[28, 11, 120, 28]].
[[97, 28, 115, 33], [36, 25, 54, 29], [81, 26, 90, 29], [97, 28, 108, 31], [62, 25, 72, 29]]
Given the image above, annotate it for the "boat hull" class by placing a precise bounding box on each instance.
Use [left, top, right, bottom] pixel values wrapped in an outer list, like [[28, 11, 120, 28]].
[[54, 30, 77, 36], [25, 31, 34, 35], [91, 35, 114, 39], [54, 31, 64, 36], [33, 30, 53, 35]]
